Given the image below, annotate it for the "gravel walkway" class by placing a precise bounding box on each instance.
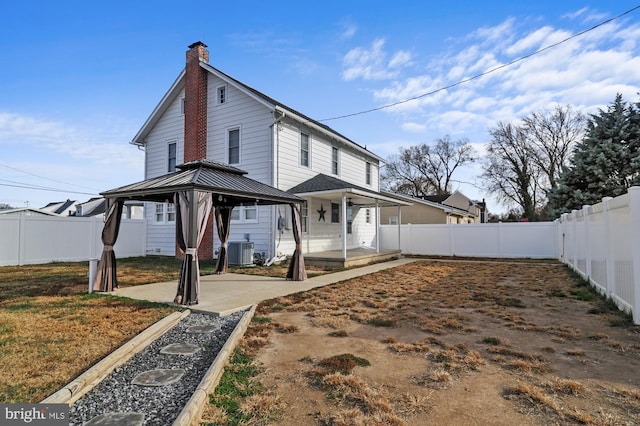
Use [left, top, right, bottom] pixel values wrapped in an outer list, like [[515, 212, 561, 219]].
[[69, 311, 244, 425]]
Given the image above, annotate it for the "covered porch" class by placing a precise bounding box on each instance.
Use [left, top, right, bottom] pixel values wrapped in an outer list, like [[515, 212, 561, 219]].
[[304, 247, 403, 268], [288, 173, 411, 265]]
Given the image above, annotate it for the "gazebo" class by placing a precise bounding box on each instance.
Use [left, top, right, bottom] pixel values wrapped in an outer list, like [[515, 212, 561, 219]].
[[93, 159, 306, 305]]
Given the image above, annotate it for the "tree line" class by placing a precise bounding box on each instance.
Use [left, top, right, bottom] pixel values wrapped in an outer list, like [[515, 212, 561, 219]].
[[382, 93, 640, 221]]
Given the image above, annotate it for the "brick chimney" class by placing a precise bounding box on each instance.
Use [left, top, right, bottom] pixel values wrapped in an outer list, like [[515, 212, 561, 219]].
[[183, 42, 214, 260], [184, 41, 209, 162]]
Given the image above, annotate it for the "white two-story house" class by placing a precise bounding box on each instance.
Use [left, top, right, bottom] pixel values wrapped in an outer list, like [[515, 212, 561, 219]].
[[131, 42, 407, 266]]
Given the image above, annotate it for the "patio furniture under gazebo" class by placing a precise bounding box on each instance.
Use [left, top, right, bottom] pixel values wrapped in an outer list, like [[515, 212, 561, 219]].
[[93, 159, 306, 305]]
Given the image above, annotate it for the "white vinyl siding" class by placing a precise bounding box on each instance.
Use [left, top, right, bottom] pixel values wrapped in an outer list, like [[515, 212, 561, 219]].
[[142, 90, 184, 257]]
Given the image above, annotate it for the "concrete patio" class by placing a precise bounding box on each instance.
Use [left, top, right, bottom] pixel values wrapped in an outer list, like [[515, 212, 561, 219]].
[[115, 257, 417, 315]]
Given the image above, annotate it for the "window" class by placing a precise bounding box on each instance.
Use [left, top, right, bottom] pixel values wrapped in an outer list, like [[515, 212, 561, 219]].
[[347, 207, 353, 234], [167, 203, 176, 222], [300, 133, 309, 167], [228, 128, 240, 164], [301, 203, 308, 233], [154, 203, 176, 223], [244, 206, 257, 221], [230, 206, 258, 223], [332, 147, 339, 175], [365, 208, 371, 224], [168, 142, 177, 172], [366, 162, 371, 185], [331, 202, 339, 223], [155, 203, 164, 222], [389, 216, 398, 225], [217, 85, 226, 104]]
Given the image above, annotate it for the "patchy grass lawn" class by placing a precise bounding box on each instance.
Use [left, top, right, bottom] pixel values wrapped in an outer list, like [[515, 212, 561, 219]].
[[0, 256, 205, 402], [204, 259, 640, 425], [0, 256, 331, 404]]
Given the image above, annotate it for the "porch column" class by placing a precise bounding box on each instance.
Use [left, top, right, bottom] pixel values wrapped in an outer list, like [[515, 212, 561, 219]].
[[397, 205, 402, 251], [375, 200, 380, 253], [342, 193, 347, 258]]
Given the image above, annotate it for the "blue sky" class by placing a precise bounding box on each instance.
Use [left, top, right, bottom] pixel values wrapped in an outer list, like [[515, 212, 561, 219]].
[[1, 1, 639, 213]]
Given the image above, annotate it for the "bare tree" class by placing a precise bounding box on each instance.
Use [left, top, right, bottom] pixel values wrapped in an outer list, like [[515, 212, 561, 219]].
[[481, 122, 544, 221], [522, 105, 585, 191], [382, 135, 476, 197]]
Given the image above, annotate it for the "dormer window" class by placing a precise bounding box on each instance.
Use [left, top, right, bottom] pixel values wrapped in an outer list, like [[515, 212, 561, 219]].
[[217, 85, 227, 104]]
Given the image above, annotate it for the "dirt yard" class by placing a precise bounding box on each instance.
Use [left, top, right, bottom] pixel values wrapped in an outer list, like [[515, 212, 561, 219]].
[[219, 259, 640, 425]]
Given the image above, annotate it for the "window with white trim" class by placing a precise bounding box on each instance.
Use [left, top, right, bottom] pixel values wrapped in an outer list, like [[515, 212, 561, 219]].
[[168, 141, 177, 172], [300, 133, 310, 167], [154, 203, 176, 223], [217, 85, 227, 104], [389, 216, 398, 225], [167, 203, 176, 222], [332, 146, 339, 175], [365, 208, 371, 224], [331, 202, 339, 223], [301, 203, 308, 233], [228, 128, 240, 164], [366, 162, 371, 185], [347, 207, 353, 234], [155, 203, 164, 222], [230, 206, 258, 223]]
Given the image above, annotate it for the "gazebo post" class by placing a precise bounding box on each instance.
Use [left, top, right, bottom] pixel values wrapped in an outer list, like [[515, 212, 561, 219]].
[[187, 188, 199, 303]]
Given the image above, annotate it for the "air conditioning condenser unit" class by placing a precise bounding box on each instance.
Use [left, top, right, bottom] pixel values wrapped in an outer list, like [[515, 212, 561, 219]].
[[228, 241, 254, 265]]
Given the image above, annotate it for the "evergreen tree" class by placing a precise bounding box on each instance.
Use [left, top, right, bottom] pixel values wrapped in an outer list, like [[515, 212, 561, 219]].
[[549, 94, 640, 215]]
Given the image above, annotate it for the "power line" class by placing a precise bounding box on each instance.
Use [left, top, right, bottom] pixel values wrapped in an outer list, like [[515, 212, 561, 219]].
[[0, 181, 98, 196], [319, 5, 640, 122], [0, 162, 101, 192]]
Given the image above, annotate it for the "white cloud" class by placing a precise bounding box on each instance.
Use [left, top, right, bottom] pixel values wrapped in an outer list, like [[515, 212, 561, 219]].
[[363, 14, 640, 142], [340, 22, 358, 39], [341, 38, 412, 81], [401, 122, 427, 133], [0, 112, 143, 207]]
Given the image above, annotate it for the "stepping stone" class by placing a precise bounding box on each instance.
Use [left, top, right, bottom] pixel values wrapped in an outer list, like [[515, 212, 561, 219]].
[[84, 412, 144, 426], [160, 342, 201, 356], [131, 369, 185, 387], [186, 324, 220, 333]]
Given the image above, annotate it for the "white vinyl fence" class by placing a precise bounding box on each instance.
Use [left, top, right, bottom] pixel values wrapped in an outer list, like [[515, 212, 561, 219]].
[[380, 186, 640, 325], [380, 222, 560, 259], [0, 214, 146, 266], [559, 187, 640, 324]]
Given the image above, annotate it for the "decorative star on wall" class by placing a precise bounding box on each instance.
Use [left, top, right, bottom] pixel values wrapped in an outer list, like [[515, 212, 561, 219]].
[[317, 204, 326, 222]]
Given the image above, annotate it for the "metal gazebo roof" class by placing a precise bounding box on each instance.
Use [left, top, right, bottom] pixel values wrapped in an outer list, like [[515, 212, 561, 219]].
[[100, 159, 303, 205]]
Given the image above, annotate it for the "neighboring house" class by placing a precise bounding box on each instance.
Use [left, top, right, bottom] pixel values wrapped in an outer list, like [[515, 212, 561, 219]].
[[380, 190, 485, 224], [75, 197, 144, 219], [41, 199, 78, 216], [130, 42, 407, 260], [0, 208, 60, 217]]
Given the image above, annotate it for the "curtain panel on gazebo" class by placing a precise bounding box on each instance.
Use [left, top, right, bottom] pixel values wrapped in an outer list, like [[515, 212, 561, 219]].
[[214, 206, 233, 274], [174, 190, 213, 305], [94, 198, 124, 292], [286, 203, 307, 281]]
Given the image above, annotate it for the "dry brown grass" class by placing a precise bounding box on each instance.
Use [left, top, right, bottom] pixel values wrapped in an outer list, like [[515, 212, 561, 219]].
[[238, 259, 640, 425], [0, 294, 175, 402], [0, 257, 203, 402]]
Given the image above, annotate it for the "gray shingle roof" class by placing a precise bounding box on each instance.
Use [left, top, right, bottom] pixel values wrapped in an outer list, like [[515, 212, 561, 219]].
[[288, 174, 376, 196]]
